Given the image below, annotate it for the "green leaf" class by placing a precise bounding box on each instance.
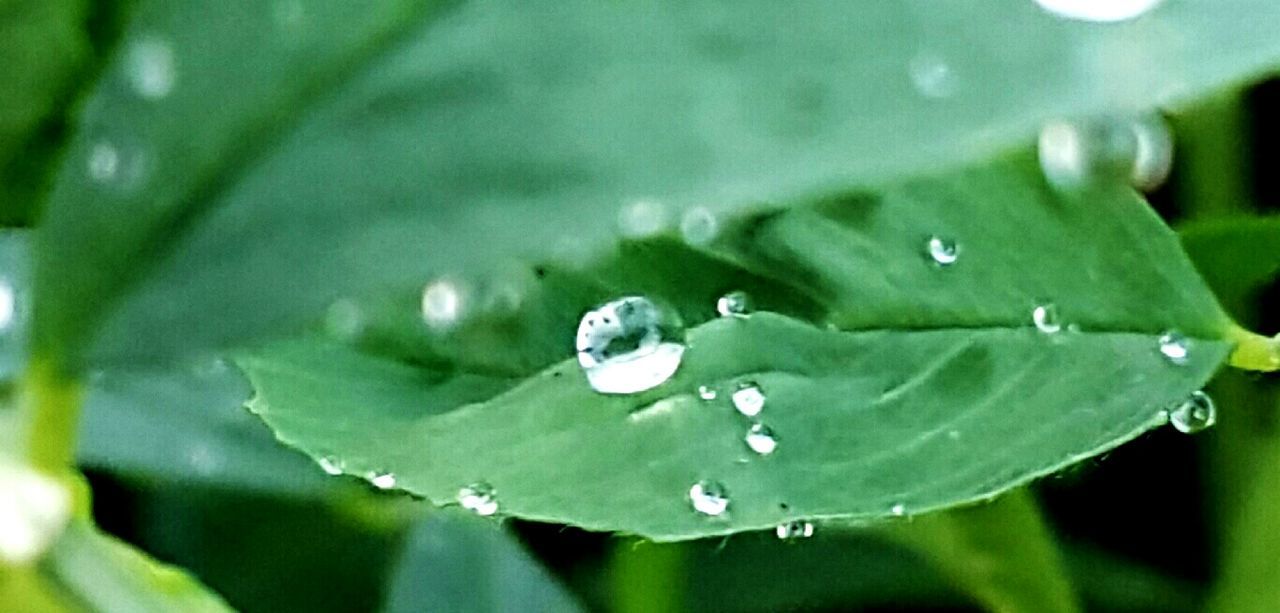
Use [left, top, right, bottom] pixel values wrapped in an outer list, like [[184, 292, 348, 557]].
[[383, 511, 585, 613], [1179, 215, 1280, 316], [41, 520, 232, 613], [0, 229, 29, 380], [34, 0, 1280, 369], [240, 155, 1231, 541]]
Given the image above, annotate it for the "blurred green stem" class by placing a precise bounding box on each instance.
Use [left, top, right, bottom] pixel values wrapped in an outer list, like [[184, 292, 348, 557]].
[[883, 489, 1080, 613], [609, 539, 685, 613], [18, 359, 83, 473]]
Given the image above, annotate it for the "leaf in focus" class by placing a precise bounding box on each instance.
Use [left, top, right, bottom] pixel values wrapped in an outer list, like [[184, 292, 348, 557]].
[[383, 511, 585, 613], [240, 155, 1232, 541], [32, 0, 1280, 370]]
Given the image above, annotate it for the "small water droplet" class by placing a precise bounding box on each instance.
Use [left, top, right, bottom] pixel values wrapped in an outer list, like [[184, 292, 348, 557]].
[[617, 199, 669, 238], [775, 520, 815, 540], [927, 236, 959, 266], [909, 52, 957, 99], [716, 291, 751, 317], [421, 278, 467, 332], [577, 296, 685, 394], [891, 503, 907, 517], [680, 207, 720, 245], [697, 385, 718, 400], [186, 443, 221, 476], [689, 480, 730, 516], [1032, 303, 1062, 334], [1158, 331, 1190, 365], [369, 472, 397, 490], [85, 140, 150, 191], [125, 37, 177, 99], [458, 482, 500, 516], [316, 456, 343, 476], [744, 423, 779, 455], [1034, 0, 1164, 22], [1168, 390, 1216, 434], [87, 142, 120, 182], [325, 298, 364, 341], [731, 382, 766, 417], [0, 279, 14, 332]]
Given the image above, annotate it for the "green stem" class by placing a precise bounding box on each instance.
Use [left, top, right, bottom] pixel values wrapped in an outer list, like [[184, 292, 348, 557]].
[[1226, 326, 1280, 372], [18, 359, 83, 474], [608, 539, 685, 613]]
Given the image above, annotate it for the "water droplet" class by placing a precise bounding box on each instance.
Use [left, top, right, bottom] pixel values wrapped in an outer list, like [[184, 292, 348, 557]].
[[716, 291, 751, 317], [1032, 303, 1062, 334], [927, 236, 959, 266], [421, 278, 467, 332], [325, 298, 364, 341], [369, 472, 397, 490], [1130, 114, 1174, 192], [1034, 0, 1164, 22], [689, 480, 730, 516], [680, 207, 720, 245], [697, 385, 718, 400], [186, 443, 222, 476], [617, 199, 669, 238], [731, 382, 766, 417], [87, 142, 120, 182], [775, 520, 815, 540], [1158, 331, 1190, 365], [1039, 118, 1148, 190], [1168, 390, 1216, 434], [0, 278, 14, 332], [909, 52, 957, 99], [85, 140, 150, 191], [744, 423, 779, 455], [316, 456, 343, 476], [891, 503, 907, 517], [577, 296, 686, 394], [125, 37, 177, 99], [458, 482, 499, 516]]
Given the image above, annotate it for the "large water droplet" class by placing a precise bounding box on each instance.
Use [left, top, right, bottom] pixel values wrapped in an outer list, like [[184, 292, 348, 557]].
[[458, 482, 500, 516], [1158, 331, 1190, 365], [775, 520, 815, 540], [680, 207, 720, 246], [421, 278, 467, 333], [577, 296, 685, 394], [1038, 116, 1171, 191], [1168, 390, 1216, 434], [927, 236, 959, 266], [744, 423, 779, 455], [1130, 114, 1174, 191], [316, 456, 343, 476], [1034, 0, 1164, 22], [125, 37, 177, 99], [689, 480, 730, 516], [1032, 303, 1062, 334], [909, 52, 957, 99], [716, 291, 751, 317], [369, 472, 397, 490], [617, 199, 669, 238], [731, 382, 766, 417]]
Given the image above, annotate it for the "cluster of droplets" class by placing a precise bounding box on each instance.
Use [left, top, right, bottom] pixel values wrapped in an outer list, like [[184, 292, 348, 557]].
[[458, 482, 500, 516]]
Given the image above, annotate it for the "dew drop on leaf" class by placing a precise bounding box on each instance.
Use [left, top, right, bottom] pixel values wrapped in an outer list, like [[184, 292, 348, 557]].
[[421, 278, 467, 332], [1032, 303, 1062, 334], [1038, 116, 1169, 190], [1158, 330, 1190, 365], [316, 456, 343, 476], [1167, 390, 1216, 434], [890, 503, 907, 517], [731, 382, 766, 417], [927, 236, 959, 266], [1129, 114, 1174, 191], [689, 480, 730, 516], [908, 52, 957, 99], [617, 199, 669, 238], [368, 472, 397, 490], [1032, 0, 1164, 22], [716, 290, 752, 317], [744, 423, 779, 455], [775, 521, 815, 540], [679, 207, 720, 246], [576, 296, 685, 395], [458, 482, 500, 516], [85, 140, 151, 192], [125, 36, 177, 100], [697, 385, 718, 401]]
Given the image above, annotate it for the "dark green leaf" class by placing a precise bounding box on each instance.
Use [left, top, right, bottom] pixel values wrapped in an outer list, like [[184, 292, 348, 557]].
[[34, 0, 1280, 368], [1178, 215, 1280, 315]]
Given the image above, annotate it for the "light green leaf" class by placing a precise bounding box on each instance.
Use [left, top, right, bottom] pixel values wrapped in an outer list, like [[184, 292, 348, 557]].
[[34, 0, 1280, 369], [41, 521, 232, 613], [383, 511, 585, 613], [240, 155, 1231, 541]]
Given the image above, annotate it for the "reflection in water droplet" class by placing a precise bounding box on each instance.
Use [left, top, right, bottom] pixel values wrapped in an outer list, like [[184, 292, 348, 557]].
[[458, 482, 500, 516], [577, 296, 685, 394], [1130, 114, 1174, 192], [1158, 331, 1190, 365], [744, 423, 779, 455], [1168, 390, 1216, 434], [1033, 0, 1164, 22], [369, 472, 397, 490], [617, 199, 669, 238], [421, 278, 466, 332], [697, 385, 718, 401], [689, 480, 730, 516], [731, 382, 766, 417], [0, 278, 14, 332], [125, 37, 177, 99], [316, 456, 343, 476], [891, 503, 906, 517], [1032, 303, 1062, 334], [927, 236, 959, 266], [775, 521, 815, 540], [716, 291, 751, 317], [325, 298, 364, 341], [909, 52, 957, 99], [680, 207, 720, 246]]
